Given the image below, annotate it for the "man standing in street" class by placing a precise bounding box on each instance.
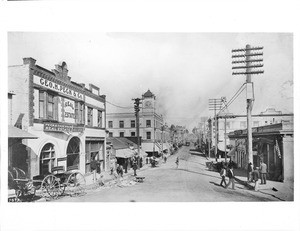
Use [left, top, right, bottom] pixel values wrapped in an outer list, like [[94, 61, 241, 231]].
[[225, 166, 235, 190], [247, 162, 253, 182], [252, 167, 260, 191], [219, 164, 227, 187], [132, 155, 138, 176], [259, 160, 267, 184]]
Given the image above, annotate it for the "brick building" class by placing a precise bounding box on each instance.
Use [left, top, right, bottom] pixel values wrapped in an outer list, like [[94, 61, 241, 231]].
[[8, 58, 107, 178]]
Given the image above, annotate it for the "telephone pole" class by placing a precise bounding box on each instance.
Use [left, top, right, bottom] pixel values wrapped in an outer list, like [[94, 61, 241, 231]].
[[232, 45, 264, 164], [133, 98, 141, 169], [208, 98, 223, 161]]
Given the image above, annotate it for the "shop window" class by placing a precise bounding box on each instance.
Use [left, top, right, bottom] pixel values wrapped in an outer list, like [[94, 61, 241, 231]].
[[98, 110, 103, 127], [108, 121, 113, 128], [87, 107, 93, 126], [67, 137, 80, 169], [146, 120, 151, 127], [109, 132, 113, 137], [131, 132, 135, 137], [131, 120, 135, 128], [120, 132, 124, 137], [146, 131, 151, 139], [85, 140, 104, 173], [40, 143, 56, 175], [119, 121, 124, 128]]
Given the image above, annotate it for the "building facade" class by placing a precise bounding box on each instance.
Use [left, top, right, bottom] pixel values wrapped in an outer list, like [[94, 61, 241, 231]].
[[8, 58, 107, 178], [228, 122, 293, 183], [106, 90, 170, 156]]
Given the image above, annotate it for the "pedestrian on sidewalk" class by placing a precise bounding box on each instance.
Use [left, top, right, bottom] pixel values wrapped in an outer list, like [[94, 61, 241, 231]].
[[225, 166, 235, 190], [219, 165, 227, 187], [90, 158, 98, 182], [164, 155, 167, 163], [132, 156, 138, 176], [252, 167, 260, 191], [117, 164, 124, 178], [247, 162, 253, 182], [175, 157, 179, 168], [259, 160, 267, 184]]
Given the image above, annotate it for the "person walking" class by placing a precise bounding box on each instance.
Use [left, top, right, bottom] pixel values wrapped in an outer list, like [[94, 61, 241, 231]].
[[117, 164, 124, 178], [219, 165, 227, 187], [252, 167, 260, 191], [132, 156, 138, 176], [164, 155, 167, 163], [247, 162, 253, 182], [225, 166, 235, 190], [259, 160, 267, 184], [175, 157, 179, 168]]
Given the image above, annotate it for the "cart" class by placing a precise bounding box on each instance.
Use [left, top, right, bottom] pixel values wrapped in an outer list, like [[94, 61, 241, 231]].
[[8, 166, 86, 202]]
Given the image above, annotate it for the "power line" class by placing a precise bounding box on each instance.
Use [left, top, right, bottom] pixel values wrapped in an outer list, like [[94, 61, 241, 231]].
[[106, 100, 132, 109], [218, 83, 246, 114]]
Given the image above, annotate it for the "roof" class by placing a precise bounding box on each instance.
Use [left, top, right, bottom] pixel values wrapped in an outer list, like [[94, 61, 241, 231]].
[[142, 89, 155, 98], [8, 126, 38, 139], [107, 137, 138, 150]]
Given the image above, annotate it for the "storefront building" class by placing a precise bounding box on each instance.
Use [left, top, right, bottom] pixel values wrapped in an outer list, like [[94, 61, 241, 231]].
[[8, 58, 107, 178], [228, 121, 293, 182]]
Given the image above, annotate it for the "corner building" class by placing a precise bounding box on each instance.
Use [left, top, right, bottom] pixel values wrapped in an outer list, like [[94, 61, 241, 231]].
[[8, 58, 107, 178]]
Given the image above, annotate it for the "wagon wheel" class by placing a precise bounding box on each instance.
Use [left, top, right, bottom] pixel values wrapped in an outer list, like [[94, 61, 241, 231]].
[[41, 175, 61, 199], [66, 172, 86, 196]]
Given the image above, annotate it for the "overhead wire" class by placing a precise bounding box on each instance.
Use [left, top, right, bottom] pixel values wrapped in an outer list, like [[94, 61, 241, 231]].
[[106, 100, 132, 109]]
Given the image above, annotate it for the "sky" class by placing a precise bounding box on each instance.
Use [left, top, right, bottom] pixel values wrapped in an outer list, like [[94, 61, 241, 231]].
[[8, 32, 293, 130]]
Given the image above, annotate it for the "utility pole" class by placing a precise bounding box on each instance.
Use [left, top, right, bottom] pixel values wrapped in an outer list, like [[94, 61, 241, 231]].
[[232, 45, 264, 164], [133, 98, 141, 169], [209, 98, 222, 161]]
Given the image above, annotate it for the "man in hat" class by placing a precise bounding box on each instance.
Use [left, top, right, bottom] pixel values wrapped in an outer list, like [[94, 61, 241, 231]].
[[247, 162, 253, 182]]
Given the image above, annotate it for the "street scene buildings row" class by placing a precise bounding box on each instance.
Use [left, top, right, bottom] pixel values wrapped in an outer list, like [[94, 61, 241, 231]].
[[8, 57, 294, 185]]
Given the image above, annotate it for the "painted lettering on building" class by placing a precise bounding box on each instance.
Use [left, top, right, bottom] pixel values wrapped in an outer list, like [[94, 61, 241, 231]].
[[34, 75, 84, 100], [64, 98, 76, 123], [44, 122, 84, 133]]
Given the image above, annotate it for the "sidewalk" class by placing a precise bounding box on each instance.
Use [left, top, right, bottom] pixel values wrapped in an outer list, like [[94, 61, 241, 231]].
[[233, 168, 294, 201]]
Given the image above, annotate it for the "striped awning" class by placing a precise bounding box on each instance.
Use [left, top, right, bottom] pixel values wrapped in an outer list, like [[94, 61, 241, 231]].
[[115, 149, 135, 158]]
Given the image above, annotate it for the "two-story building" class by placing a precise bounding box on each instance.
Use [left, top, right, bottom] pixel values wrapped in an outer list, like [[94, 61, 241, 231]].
[[106, 90, 170, 156], [8, 58, 107, 178]]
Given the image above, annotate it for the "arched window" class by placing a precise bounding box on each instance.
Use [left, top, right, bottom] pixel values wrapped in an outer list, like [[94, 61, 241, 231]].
[[67, 137, 80, 169], [40, 143, 56, 175]]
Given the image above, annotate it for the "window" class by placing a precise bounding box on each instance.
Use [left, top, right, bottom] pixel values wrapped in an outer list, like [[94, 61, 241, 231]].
[[98, 110, 103, 127], [39, 91, 45, 118], [120, 132, 124, 137], [226, 122, 230, 129], [87, 107, 93, 126], [131, 132, 135, 137], [108, 121, 113, 128], [40, 143, 56, 175], [146, 132, 151, 139], [119, 121, 124, 128], [253, 121, 259, 127], [47, 94, 54, 119], [75, 102, 85, 124], [240, 121, 246, 129], [131, 120, 135, 128], [146, 120, 151, 127], [39, 91, 58, 120], [109, 132, 113, 137]]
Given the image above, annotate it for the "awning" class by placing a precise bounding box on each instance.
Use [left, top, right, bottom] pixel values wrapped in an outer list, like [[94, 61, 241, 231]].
[[218, 142, 230, 152], [162, 143, 170, 150], [142, 143, 161, 152], [8, 126, 38, 139], [115, 148, 135, 158], [227, 147, 236, 157]]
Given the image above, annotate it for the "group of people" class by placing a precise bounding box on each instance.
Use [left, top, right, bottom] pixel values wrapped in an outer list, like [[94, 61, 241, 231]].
[[219, 160, 268, 191], [219, 163, 235, 189], [247, 160, 268, 191]]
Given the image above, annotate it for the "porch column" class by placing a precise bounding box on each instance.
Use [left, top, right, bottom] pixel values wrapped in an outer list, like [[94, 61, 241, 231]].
[[282, 135, 294, 183]]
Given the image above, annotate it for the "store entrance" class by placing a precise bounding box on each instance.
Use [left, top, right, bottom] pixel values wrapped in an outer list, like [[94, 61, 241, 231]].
[[67, 137, 80, 171]]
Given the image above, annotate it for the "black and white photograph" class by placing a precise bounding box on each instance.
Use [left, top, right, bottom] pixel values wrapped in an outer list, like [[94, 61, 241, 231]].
[[1, 1, 300, 231], [6, 32, 294, 203]]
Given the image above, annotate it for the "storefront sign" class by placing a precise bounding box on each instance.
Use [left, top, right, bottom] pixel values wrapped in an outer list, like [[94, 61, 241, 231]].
[[64, 98, 76, 123], [44, 122, 84, 133], [34, 75, 84, 100]]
